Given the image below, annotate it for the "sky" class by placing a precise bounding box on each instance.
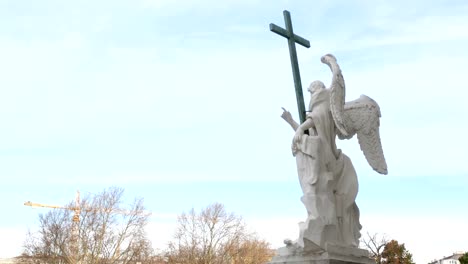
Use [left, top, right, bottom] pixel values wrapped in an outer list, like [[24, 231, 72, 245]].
[[0, 0, 467, 263]]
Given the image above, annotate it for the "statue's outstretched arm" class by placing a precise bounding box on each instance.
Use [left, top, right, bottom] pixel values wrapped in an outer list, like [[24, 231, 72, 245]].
[[281, 107, 299, 131]]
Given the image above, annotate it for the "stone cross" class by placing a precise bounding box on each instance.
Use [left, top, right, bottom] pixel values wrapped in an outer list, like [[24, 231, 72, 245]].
[[270, 10, 310, 124]]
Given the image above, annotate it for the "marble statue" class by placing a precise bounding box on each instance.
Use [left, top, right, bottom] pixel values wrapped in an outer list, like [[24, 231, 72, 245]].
[[278, 54, 387, 259]]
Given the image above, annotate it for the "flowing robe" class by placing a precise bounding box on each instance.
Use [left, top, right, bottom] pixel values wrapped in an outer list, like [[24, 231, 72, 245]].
[[292, 88, 361, 250]]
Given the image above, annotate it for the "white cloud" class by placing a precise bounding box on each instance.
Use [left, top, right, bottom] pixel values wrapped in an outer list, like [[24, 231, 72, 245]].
[[246, 216, 303, 248], [140, 0, 263, 11], [359, 14, 468, 47], [0, 228, 26, 258], [146, 218, 178, 250], [62, 32, 87, 50], [304, 7, 468, 54]]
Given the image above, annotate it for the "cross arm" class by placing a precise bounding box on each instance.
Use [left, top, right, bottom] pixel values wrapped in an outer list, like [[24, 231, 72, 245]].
[[269, 23, 311, 48]]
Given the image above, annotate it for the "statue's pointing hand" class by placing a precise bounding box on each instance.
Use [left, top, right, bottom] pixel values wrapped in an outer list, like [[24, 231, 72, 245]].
[[281, 107, 293, 123]]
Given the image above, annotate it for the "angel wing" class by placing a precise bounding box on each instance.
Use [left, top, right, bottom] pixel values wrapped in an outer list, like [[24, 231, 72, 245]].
[[340, 96, 388, 175], [321, 54, 388, 175], [321, 54, 348, 137]]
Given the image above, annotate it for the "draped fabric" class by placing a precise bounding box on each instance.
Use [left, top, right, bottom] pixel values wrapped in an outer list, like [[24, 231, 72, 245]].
[[292, 87, 361, 250]]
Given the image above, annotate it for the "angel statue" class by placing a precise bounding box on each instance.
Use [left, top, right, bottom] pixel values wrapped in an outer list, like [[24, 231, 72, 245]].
[[280, 54, 387, 253]]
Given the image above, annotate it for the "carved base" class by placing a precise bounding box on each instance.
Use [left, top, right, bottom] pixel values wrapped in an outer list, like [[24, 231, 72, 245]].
[[268, 244, 374, 264]]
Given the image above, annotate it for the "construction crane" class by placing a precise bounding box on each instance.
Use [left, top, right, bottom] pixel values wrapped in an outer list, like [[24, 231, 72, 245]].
[[24, 190, 151, 264], [24, 190, 82, 264]]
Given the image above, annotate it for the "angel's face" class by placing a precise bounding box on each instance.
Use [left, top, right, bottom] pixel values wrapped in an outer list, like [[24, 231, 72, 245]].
[[308, 81, 325, 94]]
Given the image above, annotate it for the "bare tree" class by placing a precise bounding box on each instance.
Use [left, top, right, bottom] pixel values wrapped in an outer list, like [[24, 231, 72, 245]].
[[224, 237, 274, 264], [22, 187, 152, 264], [361, 232, 388, 264], [166, 203, 273, 264]]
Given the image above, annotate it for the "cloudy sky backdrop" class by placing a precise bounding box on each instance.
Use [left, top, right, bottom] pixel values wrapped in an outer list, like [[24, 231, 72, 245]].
[[1, 1, 467, 263]]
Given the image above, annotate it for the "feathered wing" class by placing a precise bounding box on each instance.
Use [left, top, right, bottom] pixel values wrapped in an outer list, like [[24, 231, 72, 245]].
[[340, 96, 388, 175], [322, 54, 387, 175], [321, 54, 348, 137]]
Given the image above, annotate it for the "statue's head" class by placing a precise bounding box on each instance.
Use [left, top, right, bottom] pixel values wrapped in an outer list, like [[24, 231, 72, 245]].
[[307, 80, 329, 111], [308, 81, 325, 94]]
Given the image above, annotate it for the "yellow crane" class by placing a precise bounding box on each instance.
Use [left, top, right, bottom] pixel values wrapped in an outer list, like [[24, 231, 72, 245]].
[[24, 190, 151, 264], [24, 190, 82, 264]]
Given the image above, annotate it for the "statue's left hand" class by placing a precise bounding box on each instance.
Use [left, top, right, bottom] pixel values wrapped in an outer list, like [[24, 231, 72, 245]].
[[293, 129, 303, 146]]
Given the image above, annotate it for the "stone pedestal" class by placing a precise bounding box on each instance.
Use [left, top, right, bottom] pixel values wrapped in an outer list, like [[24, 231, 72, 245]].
[[269, 244, 375, 264]]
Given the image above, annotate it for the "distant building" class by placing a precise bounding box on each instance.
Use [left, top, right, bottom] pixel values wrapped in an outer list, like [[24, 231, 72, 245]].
[[429, 252, 465, 264]]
